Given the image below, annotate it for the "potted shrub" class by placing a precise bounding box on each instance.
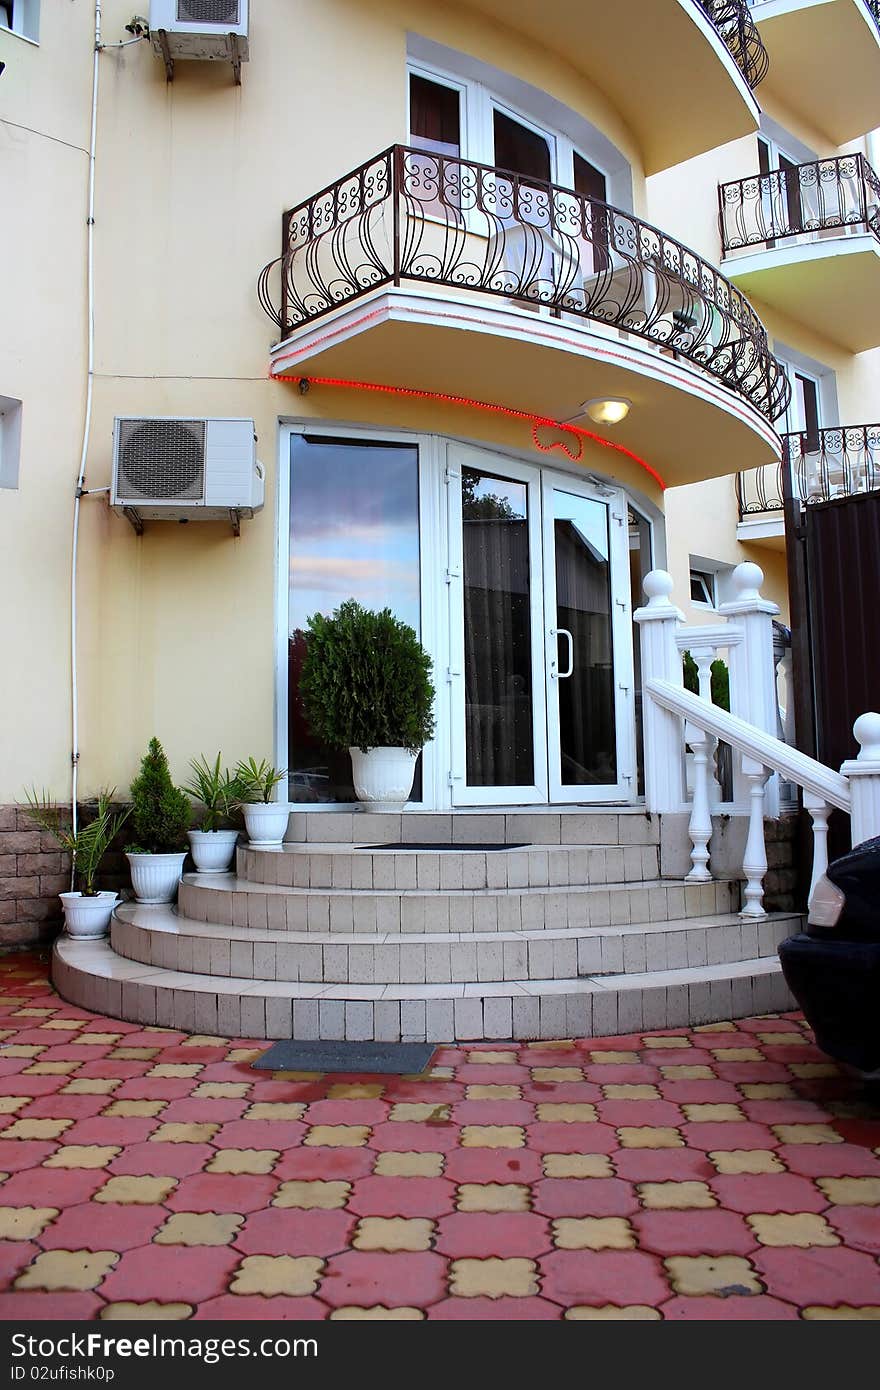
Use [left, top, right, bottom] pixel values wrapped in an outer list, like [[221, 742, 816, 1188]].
[[299, 600, 435, 811], [234, 758, 289, 847], [184, 754, 242, 873], [23, 789, 130, 939], [126, 737, 191, 903]]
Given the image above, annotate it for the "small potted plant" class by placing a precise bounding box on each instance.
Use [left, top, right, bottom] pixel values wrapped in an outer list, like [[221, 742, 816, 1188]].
[[234, 758, 289, 846], [299, 600, 435, 811], [126, 737, 191, 903], [184, 754, 242, 873], [23, 789, 130, 939]]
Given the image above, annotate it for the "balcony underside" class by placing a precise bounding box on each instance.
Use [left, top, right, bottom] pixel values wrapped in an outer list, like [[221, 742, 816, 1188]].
[[736, 514, 786, 548], [269, 289, 781, 490], [750, 0, 880, 144], [457, 0, 759, 173], [724, 236, 880, 352]]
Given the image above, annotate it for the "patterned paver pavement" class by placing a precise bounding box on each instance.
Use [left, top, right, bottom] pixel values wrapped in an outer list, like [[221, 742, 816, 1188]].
[[0, 952, 879, 1320]]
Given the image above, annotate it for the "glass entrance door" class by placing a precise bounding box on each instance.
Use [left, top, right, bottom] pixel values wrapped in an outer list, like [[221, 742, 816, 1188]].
[[449, 447, 635, 805]]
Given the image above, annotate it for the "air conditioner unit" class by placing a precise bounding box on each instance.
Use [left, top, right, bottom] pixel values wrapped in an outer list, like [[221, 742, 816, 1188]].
[[149, 2, 249, 76], [111, 417, 264, 532]]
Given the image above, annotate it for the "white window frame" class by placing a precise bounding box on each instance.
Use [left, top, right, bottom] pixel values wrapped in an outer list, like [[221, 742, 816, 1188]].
[[689, 564, 718, 610], [0, 0, 39, 43]]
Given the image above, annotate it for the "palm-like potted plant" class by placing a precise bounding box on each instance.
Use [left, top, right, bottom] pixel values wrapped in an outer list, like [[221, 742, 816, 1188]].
[[184, 754, 243, 873], [299, 600, 435, 811], [234, 757, 289, 846], [23, 789, 130, 938], [126, 737, 191, 903]]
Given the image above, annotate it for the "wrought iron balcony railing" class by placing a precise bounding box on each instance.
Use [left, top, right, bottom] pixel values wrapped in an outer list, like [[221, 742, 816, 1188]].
[[736, 424, 880, 517], [720, 153, 880, 254], [699, 1, 769, 88], [259, 146, 790, 421]]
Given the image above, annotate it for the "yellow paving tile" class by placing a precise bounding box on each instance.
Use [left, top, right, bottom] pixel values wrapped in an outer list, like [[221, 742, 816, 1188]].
[[0, 1097, 29, 1114], [327, 1083, 385, 1100], [772, 1124, 843, 1146], [802, 1307, 880, 1320], [272, 1180, 350, 1210], [638, 1182, 717, 1210], [14, 1009, 54, 1017], [529, 1068, 584, 1083], [15, 1250, 119, 1292], [193, 1083, 250, 1099], [747, 1214, 839, 1248], [566, 1306, 661, 1320], [461, 1126, 524, 1149], [353, 1218, 434, 1252], [589, 1051, 640, 1064], [659, 1066, 714, 1081], [388, 1103, 451, 1123], [181, 1036, 229, 1047], [24, 1063, 78, 1076], [304, 1125, 370, 1148], [330, 1307, 424, 1320], [110, 1047, 160, 1060], [149, 1123, 220, 1144], [757, 1032, 808, 1046], [79, 1036, 126, 1048], [526, 1040, 575, 1050], [42, 1020, 86, 1031], [0, 1206, 59, 1240], [816, 1177, 880, 1206], [641, 1037, 690, 1049], [681, 1105, 744, 1123], [617, 1127, 683, 1149], [456, 1184, 530, 1213], [43, 1146, 120, 1170], [94, 1176, 177, 1204], [665, 1256, 762, 1297], [449, 1258, 538, 1299], [553, 1218, 635, 1250], [102, 1101, 166, 1118], [466, 1085, 523, 1100], [542, 1154, 613, 1179], [61, 1079, 120, 1096], [228, 1049, 266, 1064], [535, 1103, 597, 1123], [101, 1303, 193, 1320], [373, 1152, 444, 1178], [709, 1150, 785, 1175], [271, 1070, 321, 1081], [154, 1214, 244, 1246], [147, 1065, 203, 1079], [602, 1085, 660, 1100], [710, 1049, 763, 1062], [693, 1022, 737, 1033], [739, 1084, 796, 1100], [207, 1149, 279, 1176], [468, 1051, 517, 1064], [243, 1103, 305, 1121], [3, 1119, 72, 1141], [230, 1256, 324, 1297], [788, 1064, 841, 1079]]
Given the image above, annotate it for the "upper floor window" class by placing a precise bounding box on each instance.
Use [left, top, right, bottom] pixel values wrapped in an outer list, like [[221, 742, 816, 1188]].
[[0, 0, 39, 42]]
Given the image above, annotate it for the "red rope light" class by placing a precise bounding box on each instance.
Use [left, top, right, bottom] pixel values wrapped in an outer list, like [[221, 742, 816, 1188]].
[[270, 371, 666, 490]]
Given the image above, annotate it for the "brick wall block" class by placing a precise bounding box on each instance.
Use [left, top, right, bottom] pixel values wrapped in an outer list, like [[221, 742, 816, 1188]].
[[0, 832, 44, 855], [0, 856, 16, 876], [0, 877, 39, 902], [17, 853, 63, 876], [39, 874, 71, 897], [0, 808, 16, 832], [16, 900, 62, 923]]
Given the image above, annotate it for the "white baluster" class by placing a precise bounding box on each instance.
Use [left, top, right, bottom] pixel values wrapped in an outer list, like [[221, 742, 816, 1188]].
[[740, 753, 769, 919], [803, 791, 830, 907], [685, 645, 717, 883], [840, 712, 880, 847], [720, 563, 780, 817], [634, 570, 685, 814]]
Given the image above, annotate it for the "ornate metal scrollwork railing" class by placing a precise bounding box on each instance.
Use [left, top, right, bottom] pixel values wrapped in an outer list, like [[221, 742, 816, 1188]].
[[864, 0, 880, 36], [736, 424, 880, 517], [258, 146, 790, 421], [698, 0, 769, 87], [720, 153, 880, 254]]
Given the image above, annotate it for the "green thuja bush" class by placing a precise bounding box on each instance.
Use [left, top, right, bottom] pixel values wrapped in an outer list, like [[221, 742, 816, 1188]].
[[300, 600, 436, 754], [128, 737, 191, 853], [682, 651, 731, 711]]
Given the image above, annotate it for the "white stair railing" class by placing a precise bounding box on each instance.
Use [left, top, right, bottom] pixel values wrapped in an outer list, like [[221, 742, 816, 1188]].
[[636, 566, 880, 919]]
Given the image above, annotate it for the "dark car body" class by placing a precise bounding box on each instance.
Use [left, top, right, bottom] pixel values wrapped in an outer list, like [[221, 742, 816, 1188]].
[[778, 834, 880, 1075]]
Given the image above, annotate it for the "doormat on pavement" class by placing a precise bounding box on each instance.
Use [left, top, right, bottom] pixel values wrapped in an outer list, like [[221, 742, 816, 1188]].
[[358, 842, 526, 851], [251, 1040, 437, 1075]]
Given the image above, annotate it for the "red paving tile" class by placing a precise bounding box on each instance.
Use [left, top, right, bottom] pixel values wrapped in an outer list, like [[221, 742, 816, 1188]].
[[0, 952, 878, 1320]]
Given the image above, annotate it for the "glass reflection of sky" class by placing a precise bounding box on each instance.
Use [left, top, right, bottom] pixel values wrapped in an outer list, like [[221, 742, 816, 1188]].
[[470, 474, 527, 519], [554, 490, 609, 562], [289, 436, 420, 634]]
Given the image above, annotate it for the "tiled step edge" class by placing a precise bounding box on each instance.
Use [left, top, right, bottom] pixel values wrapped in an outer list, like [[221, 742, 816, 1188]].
[[53, 937, 795, 1043], [111, 904, 802, 984], [178, 874, 740, 934], [284, 809, 660, 847]]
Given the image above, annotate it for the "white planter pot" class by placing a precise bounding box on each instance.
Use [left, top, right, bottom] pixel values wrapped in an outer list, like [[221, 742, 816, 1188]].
[[126, 851, 187, 904], [241, 802, 292, 847], [59, 891, 118, 940], [349, 746, 418, 812], [187, 829, 239, 874]]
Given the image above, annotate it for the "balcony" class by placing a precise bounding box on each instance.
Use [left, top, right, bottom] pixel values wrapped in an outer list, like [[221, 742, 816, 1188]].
[[720, 155, 880, 352], [259, 147, 789, 489], [436, 2, 763, 174], [745, 1, 880, 145], [736, 423, 880, 544]]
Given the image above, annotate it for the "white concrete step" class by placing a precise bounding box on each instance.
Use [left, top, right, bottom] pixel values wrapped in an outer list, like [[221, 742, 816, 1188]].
[[53, 935, 796, 1043], [178, 873, 740, 934], [239, 841, 661, 890], [111, 902, 800, 985], [284, 808, 660, 846]]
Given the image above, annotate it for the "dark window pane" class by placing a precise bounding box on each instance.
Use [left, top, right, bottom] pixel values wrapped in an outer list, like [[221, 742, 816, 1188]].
[[409, 74, 461, 157], [288, 436, 420, 804], [493, 109, 551, 184], [574, 152, 609, 272]]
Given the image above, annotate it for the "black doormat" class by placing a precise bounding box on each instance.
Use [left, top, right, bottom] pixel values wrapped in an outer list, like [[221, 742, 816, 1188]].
[[358, 842, 526, 851], [251, 1040, 436, 1075]]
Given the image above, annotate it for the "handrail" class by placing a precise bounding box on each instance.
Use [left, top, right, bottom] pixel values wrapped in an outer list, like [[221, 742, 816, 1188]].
[[646, 676, 851, 811], [736, 423, 880, 518]]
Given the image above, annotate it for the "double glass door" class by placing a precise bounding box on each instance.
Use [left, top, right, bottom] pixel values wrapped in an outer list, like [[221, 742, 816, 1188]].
[[449, 446, 635, 804]]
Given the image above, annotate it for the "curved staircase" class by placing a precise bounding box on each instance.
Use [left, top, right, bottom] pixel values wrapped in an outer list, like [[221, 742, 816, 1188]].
[[53, 810, 798, 1041]]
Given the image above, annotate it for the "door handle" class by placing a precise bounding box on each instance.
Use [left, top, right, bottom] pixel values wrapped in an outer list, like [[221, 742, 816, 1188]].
[[553, 627, 574, 679]]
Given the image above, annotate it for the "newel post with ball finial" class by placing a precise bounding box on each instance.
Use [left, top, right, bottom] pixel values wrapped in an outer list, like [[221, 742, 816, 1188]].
[[634, 570, 685, 814]]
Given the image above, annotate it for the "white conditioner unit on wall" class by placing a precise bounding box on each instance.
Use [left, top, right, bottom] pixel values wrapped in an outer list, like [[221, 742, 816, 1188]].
[[149, 1, 249, 81], [111, 417, 264, 534]]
